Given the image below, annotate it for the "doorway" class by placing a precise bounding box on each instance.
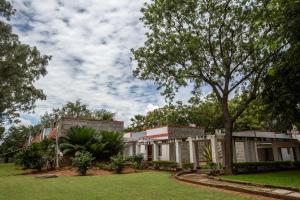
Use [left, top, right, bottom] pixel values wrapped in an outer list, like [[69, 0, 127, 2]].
[[147, 145, 153, 161]]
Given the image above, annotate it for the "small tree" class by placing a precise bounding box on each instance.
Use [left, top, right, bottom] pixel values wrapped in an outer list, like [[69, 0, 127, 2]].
[[72, 151, 94, 176]]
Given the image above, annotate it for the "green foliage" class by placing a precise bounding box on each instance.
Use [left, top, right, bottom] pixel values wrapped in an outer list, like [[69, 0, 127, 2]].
[[0, 0, 50, 128], [39, 100, 116, 126], [71, 151, 94, 176], [152, 161, 178, 170], [0, 126, 31, 162], [127, 97, 223, 133], [110, 154, 125, 174], [15, 139, 55, 171], [96, 162, 113, 171], [59, 127, 123, 160], [233, 161, 300, 174], [98, 131, 124, 160], [126, 154, 144, 169], [202, 144, 212, 162], [132, 0, 288, 174], [59, 126, 96, 156], [182, 163, 194, 170]]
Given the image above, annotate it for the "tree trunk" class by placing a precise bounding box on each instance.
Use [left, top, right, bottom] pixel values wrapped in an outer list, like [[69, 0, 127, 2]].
[[224, 120, 233, 175]]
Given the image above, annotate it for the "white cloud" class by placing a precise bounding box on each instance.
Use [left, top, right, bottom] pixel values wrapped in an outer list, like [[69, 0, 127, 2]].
[[10, 0, 193, 127]]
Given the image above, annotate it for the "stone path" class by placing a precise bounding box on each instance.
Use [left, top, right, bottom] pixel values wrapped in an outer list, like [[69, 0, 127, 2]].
[[176, 173, 300, 200]]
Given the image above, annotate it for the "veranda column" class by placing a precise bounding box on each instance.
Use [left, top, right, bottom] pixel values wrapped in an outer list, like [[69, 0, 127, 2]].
[[232, 139, 237, 163], [153, 142, 159, 161], [188, 137, 197, 169], [175, 139, 182, 168], [253, 141, 259, 162], [143, 144, 148, 161], [135, 143, 140, 155], [210, 135, 218, 163]]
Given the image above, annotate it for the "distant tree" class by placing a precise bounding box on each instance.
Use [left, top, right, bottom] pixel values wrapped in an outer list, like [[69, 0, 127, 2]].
[[0, 0, 50, 129], [92, 109, 115, 121], [132, 0, 286, 174], [40, 101, 115, 127]]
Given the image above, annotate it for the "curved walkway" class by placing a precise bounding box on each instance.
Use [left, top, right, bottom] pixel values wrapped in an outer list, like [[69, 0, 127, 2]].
[[175, 173, 300, 200]]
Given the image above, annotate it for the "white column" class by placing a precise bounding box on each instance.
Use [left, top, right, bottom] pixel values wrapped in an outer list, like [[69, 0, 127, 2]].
[[153, 142, 159, 161], [143, 144, 148, 161], [135, 143, 140, 155], [188, 137, 197, 169], [175, 139, 182, 168], [232, 140, 237, 163], [254, 141, 259, 162], [210, 135, 218, 163]]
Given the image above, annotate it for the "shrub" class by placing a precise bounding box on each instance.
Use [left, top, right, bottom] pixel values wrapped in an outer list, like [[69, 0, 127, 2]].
[[233, 161, 300, 174], [110, 154, 125, 174], [15, 139, 55, 171], [182, 163, 194, 170], [15, 144, 44, 171], [59, 127, 124, 161], [72, 151, 94, 176], [152, 161, 178, 170], [127, 154, 144, 169]]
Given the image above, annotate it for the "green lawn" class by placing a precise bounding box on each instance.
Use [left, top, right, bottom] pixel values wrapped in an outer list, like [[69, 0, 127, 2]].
[[222, 170, 300, 188], [0, 164, 254, 200]]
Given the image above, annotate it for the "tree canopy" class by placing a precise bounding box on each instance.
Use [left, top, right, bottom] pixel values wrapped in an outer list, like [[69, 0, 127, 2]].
[[0, 0, 50, 130], [132, 0, 288, 174]]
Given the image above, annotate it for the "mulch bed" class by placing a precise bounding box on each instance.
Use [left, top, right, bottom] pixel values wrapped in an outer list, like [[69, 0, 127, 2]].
[[24, 167, 143, 177]]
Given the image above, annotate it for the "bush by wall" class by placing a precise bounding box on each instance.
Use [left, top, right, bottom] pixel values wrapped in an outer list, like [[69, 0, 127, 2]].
[[233, 161, 300, 174], [182, 163, 194, 170], [15, 139, 55, 171], [152, 161, 178, 170]]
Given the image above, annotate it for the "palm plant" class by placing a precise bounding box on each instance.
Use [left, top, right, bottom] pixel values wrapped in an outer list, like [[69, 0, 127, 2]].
[[100, 131, 124, 160], [59, 127, 96, 156]]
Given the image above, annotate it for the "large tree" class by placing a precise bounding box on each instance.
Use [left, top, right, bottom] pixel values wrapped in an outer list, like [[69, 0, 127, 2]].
[[132, 0, 286, 174], [0, 0, 50, 129], [262, 0, 300, 130]]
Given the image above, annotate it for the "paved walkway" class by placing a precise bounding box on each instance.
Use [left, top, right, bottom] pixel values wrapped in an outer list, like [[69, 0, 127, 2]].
[[176, 173, 300, 200]]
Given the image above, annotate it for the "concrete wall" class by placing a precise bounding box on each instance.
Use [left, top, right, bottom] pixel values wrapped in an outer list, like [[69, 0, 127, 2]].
[[59, 118, 124, 136], [168, 127, 205, 139]]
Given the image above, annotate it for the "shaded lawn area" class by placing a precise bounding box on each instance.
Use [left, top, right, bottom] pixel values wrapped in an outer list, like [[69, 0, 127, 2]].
[[0, 164, 255, 200], [222, 170, 300, 188]]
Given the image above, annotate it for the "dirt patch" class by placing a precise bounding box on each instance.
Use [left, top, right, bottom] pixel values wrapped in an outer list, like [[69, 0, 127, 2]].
[[25, 167, 144, 177]]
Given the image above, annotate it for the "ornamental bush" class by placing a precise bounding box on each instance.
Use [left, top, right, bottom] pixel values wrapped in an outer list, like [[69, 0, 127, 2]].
[[152, 161, 178, 170], [126, 154, 144, 169], [110, 154, 125, 174], [15, 139, 55, 171], [72, 151, 94, 176]]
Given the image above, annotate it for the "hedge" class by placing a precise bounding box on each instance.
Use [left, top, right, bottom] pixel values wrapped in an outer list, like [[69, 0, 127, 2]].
[[152, 161, 178, 170], [233, 161, 300, 174], [182, 163, 194, 170]]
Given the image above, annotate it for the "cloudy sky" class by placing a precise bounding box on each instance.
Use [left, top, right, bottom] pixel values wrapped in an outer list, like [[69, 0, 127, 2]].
[[10, 0, 194, 126]]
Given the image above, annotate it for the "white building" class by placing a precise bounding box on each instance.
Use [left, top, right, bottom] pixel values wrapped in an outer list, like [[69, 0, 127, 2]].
[[124, 126, 300, 169]]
